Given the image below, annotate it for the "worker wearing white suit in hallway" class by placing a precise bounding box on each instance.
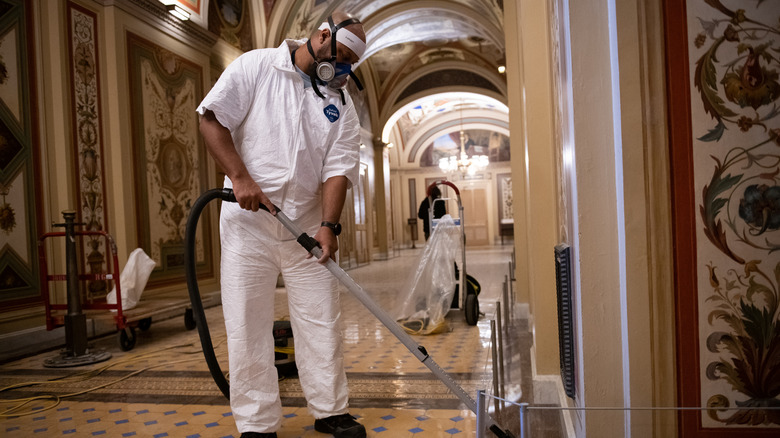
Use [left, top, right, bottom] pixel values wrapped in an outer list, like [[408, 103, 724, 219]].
[[197, 10, 368, 438]]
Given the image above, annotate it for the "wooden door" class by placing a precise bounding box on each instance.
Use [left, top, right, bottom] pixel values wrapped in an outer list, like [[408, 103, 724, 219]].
[[460, 188, 489, 246], [338, 186, 357, 269], [353, 164, 369, 264]]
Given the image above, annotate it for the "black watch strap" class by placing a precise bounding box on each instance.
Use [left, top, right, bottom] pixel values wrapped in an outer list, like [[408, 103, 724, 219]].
[[321, 221, 341, 236]]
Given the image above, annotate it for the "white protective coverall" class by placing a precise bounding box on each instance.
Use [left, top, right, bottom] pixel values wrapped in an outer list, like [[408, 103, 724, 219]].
[[196, 39, 360, 433]]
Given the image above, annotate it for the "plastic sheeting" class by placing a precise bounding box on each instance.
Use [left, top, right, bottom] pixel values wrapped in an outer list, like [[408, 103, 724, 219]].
[[106, 248, 156, 311], [395, 214, 461, 335]]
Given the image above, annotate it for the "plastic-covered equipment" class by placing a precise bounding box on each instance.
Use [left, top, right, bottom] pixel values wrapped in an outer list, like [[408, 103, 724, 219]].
[[395, 215, 461, 334], [426, 180, 480, 325]]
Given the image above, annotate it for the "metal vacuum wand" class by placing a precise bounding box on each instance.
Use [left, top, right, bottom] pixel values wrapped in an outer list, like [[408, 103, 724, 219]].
[[185, 188, 515, 438]]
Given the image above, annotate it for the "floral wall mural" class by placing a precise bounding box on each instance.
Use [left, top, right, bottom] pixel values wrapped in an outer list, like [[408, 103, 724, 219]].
[[127, 33, 212, 286], [688, 0, 779, 430], [68, 2, 109, 301]]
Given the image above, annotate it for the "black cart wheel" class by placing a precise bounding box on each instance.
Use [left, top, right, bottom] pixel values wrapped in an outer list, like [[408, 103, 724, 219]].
[[138, 317, 152, 331], [465, 293, 479, 326], [184, 308, 196, 330], [119, 328, 137, 351]]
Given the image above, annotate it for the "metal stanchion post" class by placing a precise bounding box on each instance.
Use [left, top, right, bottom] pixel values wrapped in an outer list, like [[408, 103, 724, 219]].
[[508, 261, 515, 306], [62, 211, 87, 357], [511, 247, 516, 270], [490, 319, 500, 418], [476, 389, 486, 438], [503, 275, 510, 325], [43, 211, 111, 368], [496, 301, 505, 409], [519, 403, 530, 438]]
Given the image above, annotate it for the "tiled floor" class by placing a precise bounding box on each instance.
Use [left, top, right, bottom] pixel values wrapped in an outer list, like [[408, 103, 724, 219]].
[[1, 245, 559, 437]]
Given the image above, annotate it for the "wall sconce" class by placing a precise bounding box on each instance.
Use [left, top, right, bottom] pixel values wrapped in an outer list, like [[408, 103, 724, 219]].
[[159, 1, 190, 21], [386, 142, 394, 148], [167, 4, 190, 20], [360, 143, 366, 149], [497, 56, 506, 74]]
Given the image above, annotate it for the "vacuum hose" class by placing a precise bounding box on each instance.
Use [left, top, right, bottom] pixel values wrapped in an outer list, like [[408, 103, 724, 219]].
[[184, 188, 240, 400]]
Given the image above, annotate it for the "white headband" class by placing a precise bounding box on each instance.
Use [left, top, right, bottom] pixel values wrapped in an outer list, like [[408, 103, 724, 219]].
[[318, 21, 366, 60]]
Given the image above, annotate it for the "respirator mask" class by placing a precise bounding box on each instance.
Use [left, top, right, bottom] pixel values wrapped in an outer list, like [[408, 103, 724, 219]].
[[305, 16, 365, 100]]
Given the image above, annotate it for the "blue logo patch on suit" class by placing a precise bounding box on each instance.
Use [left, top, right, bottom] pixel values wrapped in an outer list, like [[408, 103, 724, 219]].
[[323, 104, 340, 123]]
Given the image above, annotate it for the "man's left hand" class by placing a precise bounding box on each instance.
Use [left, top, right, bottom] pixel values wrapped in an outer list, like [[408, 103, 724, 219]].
[[310, 226, 338, 263]]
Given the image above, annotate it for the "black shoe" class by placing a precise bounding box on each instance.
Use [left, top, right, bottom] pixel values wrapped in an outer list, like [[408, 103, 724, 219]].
[[314, 413, 366, 438], [240, 433, 277, 438]]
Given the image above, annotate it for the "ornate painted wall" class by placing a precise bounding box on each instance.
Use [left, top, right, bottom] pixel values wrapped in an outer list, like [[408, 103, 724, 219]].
[[208, 0, 254, 52], [67, 2, 109, 302], [127, 33, 212, 287], [0, 0, 41, 308], [671, 0, 779, 435]]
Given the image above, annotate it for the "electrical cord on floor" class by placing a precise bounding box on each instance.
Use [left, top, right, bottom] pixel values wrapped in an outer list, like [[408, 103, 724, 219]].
[[0, 340, 225, 418]]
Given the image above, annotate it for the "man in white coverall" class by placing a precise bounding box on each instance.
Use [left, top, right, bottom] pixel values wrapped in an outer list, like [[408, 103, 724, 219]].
[[197, 11, 367, 438]]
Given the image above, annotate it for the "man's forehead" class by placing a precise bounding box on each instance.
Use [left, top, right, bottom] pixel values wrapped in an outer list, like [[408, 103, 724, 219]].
[[336, 43, 360, 64], [322, 20, 365, 63]]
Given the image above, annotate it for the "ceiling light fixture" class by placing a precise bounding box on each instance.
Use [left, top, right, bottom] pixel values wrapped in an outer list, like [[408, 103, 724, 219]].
[[438, 101, 489, 176], [497, 56, 506, 74]]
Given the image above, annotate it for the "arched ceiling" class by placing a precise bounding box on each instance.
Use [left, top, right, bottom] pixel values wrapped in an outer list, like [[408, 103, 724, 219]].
[[382, 92, 509, 167], [180, 0, 508, 165]]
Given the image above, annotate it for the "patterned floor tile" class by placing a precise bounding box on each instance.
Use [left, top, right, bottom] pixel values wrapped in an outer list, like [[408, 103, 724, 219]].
[[0, 247, 534, 437]]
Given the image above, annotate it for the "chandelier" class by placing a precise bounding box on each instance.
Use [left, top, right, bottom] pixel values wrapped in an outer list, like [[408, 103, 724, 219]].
[[438, 102, 489, 175]]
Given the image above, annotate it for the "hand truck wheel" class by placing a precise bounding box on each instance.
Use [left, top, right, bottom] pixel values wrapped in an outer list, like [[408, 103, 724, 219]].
[[119, 327, 137, 351], [184, 308, 197, 330], [465, 293, 479, 326], [138, 317, 152, 331]]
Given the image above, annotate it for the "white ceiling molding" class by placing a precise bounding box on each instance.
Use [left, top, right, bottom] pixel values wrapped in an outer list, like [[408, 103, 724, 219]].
[[381, 88, 507, 137], [380, 59, 507, 114]]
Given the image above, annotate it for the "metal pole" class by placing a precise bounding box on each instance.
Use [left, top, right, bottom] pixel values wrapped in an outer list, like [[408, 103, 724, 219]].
[[503, 275, 510, 325], [476, 389, 486, 438], [490, 319, 500, 417], [44, 212, 111, 368], [519, 403, 530, 438], [62, 211, 87, 356], [496, 301, 505, 409], [508, 261, 515, 305], [460, 204, 466, 310], [511, 247, 516, 271]]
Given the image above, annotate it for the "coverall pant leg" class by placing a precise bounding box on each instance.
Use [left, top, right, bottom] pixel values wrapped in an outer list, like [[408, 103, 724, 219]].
[[281, 239, 349, 419], [220, 212, 349, 432], [220, 218, 282, 433]]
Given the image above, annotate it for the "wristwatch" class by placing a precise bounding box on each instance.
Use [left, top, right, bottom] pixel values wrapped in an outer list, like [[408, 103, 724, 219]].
[[321, 221, 342, 236]]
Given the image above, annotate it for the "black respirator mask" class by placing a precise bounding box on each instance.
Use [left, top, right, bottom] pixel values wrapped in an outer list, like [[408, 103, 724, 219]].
[[305, 16, 364, 102]]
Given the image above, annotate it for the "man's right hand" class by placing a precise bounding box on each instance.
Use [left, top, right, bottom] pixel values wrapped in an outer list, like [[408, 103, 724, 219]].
[[232, 177, 276, 215]]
